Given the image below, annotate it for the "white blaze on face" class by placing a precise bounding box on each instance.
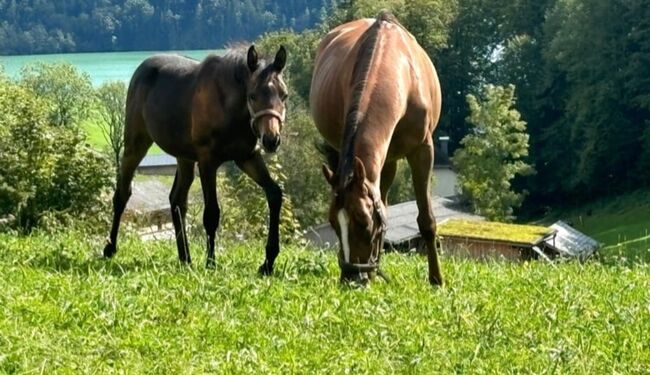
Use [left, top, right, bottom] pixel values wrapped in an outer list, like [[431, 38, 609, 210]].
[[337, 209, 350, 262]]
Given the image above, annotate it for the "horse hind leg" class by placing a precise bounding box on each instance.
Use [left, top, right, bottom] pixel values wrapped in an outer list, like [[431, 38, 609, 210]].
[[103, 117, 153, 258], [169, 159, 195, 263], [406, 144, 443, 286]]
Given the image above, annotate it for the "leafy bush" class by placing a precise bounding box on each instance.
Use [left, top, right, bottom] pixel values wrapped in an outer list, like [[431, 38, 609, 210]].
[[19, 62, 95, 127], [0, 79, 112, 231]]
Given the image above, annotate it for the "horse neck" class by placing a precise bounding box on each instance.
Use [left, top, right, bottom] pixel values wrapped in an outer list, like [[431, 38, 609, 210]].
[[337, 19, 406, 188], [195, 55, 250, 120], [339, 109, 398, 187]]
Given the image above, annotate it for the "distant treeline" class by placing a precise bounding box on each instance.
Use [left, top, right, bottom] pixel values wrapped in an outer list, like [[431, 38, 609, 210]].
[[0, 0, 333, 54]]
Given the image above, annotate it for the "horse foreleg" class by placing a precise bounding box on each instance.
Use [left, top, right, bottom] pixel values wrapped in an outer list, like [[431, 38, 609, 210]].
[[198, 161, 220, 268], [407, 144, 443, 286], [236, 152, 282, 275], [170, 159, 195, 263]]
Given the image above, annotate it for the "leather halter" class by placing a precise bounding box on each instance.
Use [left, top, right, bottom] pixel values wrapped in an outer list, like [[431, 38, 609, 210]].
[[249, 108, 285, 137], [337, 181, 389, 281]]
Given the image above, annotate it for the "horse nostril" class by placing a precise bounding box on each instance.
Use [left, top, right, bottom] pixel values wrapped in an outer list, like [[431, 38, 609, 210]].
[[262, 135, 281, 152]]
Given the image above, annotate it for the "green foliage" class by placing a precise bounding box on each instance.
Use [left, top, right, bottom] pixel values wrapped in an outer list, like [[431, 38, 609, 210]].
[[453, 84, 534, 221], [0, 1, 331, 54], [1, 231, 649, 372], [274, 101, 330, 228], [0, 79, 112, 231], [96, 80, 127, 176], [538, 0, 649, 195], [256, 30, 323, 101], [19, 62, 95, 127], [386, 160, 415, 204]]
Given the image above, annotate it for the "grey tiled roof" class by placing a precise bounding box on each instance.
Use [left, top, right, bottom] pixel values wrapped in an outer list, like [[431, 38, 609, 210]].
[[544, 220, 600, 258], [138, 154, 177, 168]]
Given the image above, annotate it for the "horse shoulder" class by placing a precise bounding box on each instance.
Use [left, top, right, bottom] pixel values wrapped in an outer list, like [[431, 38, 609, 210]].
[[190, 83, 226, 147]]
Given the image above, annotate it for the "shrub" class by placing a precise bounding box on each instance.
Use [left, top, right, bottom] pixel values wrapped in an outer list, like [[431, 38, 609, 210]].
[[19, 62, 95, 127], [0, 80, 112, 231]]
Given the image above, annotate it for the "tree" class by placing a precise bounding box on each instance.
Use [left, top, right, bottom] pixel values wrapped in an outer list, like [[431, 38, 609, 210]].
[[0, 79, 112, 231], [96, 81, 126, 176], [452, 84, 534, 221], [19, 62, 95, 127]]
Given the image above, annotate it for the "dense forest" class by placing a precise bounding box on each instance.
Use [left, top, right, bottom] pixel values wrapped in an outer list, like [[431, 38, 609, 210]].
[[0, 0, 333, 54]]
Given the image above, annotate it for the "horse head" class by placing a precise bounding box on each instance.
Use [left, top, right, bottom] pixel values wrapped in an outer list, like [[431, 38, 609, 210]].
[[245, 45, 288, 153], [323, 157, 388, 284]]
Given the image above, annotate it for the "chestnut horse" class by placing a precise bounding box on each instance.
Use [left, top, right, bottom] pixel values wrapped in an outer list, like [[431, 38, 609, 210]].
[[104, 45, 288, 274], [310, 13, 443, 285]]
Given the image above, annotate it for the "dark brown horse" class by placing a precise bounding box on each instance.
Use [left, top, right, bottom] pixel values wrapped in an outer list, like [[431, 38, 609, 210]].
[[104, 45, 288, 274], [310, 13, 443, 285]]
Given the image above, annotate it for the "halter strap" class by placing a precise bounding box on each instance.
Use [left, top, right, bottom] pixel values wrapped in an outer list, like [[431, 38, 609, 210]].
[[337, 181, 389, 282], [249, 108, 285, 138], [250, 108, 285, 126]]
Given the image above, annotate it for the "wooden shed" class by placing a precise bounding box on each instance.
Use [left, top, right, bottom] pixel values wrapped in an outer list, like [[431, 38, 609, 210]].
[[438, 219, 557, 261]]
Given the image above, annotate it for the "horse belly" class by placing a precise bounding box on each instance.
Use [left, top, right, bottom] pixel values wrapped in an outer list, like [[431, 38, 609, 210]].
[[143, 100, 196, 160]]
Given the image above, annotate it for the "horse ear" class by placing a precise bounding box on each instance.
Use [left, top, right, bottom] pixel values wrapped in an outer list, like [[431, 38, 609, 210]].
[[353, 157, 366, 183], [247, 45, 259, 72], [273, 45, 287, 72], [322, 163, 336, 187]]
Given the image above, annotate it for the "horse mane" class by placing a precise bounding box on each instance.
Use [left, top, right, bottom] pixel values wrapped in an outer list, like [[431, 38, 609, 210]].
[[338, 12, 397, 188], [199, 44, 270, 86]]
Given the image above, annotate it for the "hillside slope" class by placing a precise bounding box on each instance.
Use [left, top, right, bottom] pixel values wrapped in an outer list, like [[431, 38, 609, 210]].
[[1, 231, 648, 373], [542, 190, 650, 263]]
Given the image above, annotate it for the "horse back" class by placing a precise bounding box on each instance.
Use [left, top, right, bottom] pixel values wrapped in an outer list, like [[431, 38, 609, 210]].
[[127, 54, 200, 158], [311, 17, 441, 155]]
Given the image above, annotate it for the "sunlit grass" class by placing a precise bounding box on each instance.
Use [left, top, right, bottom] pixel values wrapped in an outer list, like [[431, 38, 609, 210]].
[[1, 231, 649, 373], [81, 113, 163, 155]]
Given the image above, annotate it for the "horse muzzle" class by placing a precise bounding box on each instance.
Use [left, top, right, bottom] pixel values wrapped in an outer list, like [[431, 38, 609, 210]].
[[262, 134, 281, 153]]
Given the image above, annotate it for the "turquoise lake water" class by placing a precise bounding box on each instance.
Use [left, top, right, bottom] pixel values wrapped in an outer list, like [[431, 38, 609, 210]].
[[0, 50, 223, 86]]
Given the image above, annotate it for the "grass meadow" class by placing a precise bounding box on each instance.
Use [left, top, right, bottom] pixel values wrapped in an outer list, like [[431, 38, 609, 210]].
[[1, 230, 649, 373]]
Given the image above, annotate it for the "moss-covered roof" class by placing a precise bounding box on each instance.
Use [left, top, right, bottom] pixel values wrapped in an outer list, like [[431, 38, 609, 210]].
[[438, 219, 554, 245]]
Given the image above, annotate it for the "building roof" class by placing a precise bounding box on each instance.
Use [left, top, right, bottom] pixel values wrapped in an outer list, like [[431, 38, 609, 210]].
[[139, 154, 177, 168], [543, 220, 600, 258], [304, 196, 482, 249], [438, 219, 554, 246]]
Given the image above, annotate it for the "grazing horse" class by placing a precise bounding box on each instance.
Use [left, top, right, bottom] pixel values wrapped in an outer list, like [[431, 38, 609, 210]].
[[310, 13, 443, 285], [103, 45, 289, 274]]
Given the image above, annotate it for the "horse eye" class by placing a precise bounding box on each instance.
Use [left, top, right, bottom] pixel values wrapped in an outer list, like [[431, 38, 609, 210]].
[[281, 93, 288, 101], [249, 94, 256, 101]]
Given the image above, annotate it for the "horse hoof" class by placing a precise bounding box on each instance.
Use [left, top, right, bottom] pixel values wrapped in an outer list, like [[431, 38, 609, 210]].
[[429, 276, 443, 287], [258, 262, 273, 276], [206, 259, 215, 269], [103, 243, 116, 258]]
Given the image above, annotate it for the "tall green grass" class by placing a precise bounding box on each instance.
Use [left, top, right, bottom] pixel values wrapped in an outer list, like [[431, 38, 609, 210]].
[[1, 231, 649, 373]]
